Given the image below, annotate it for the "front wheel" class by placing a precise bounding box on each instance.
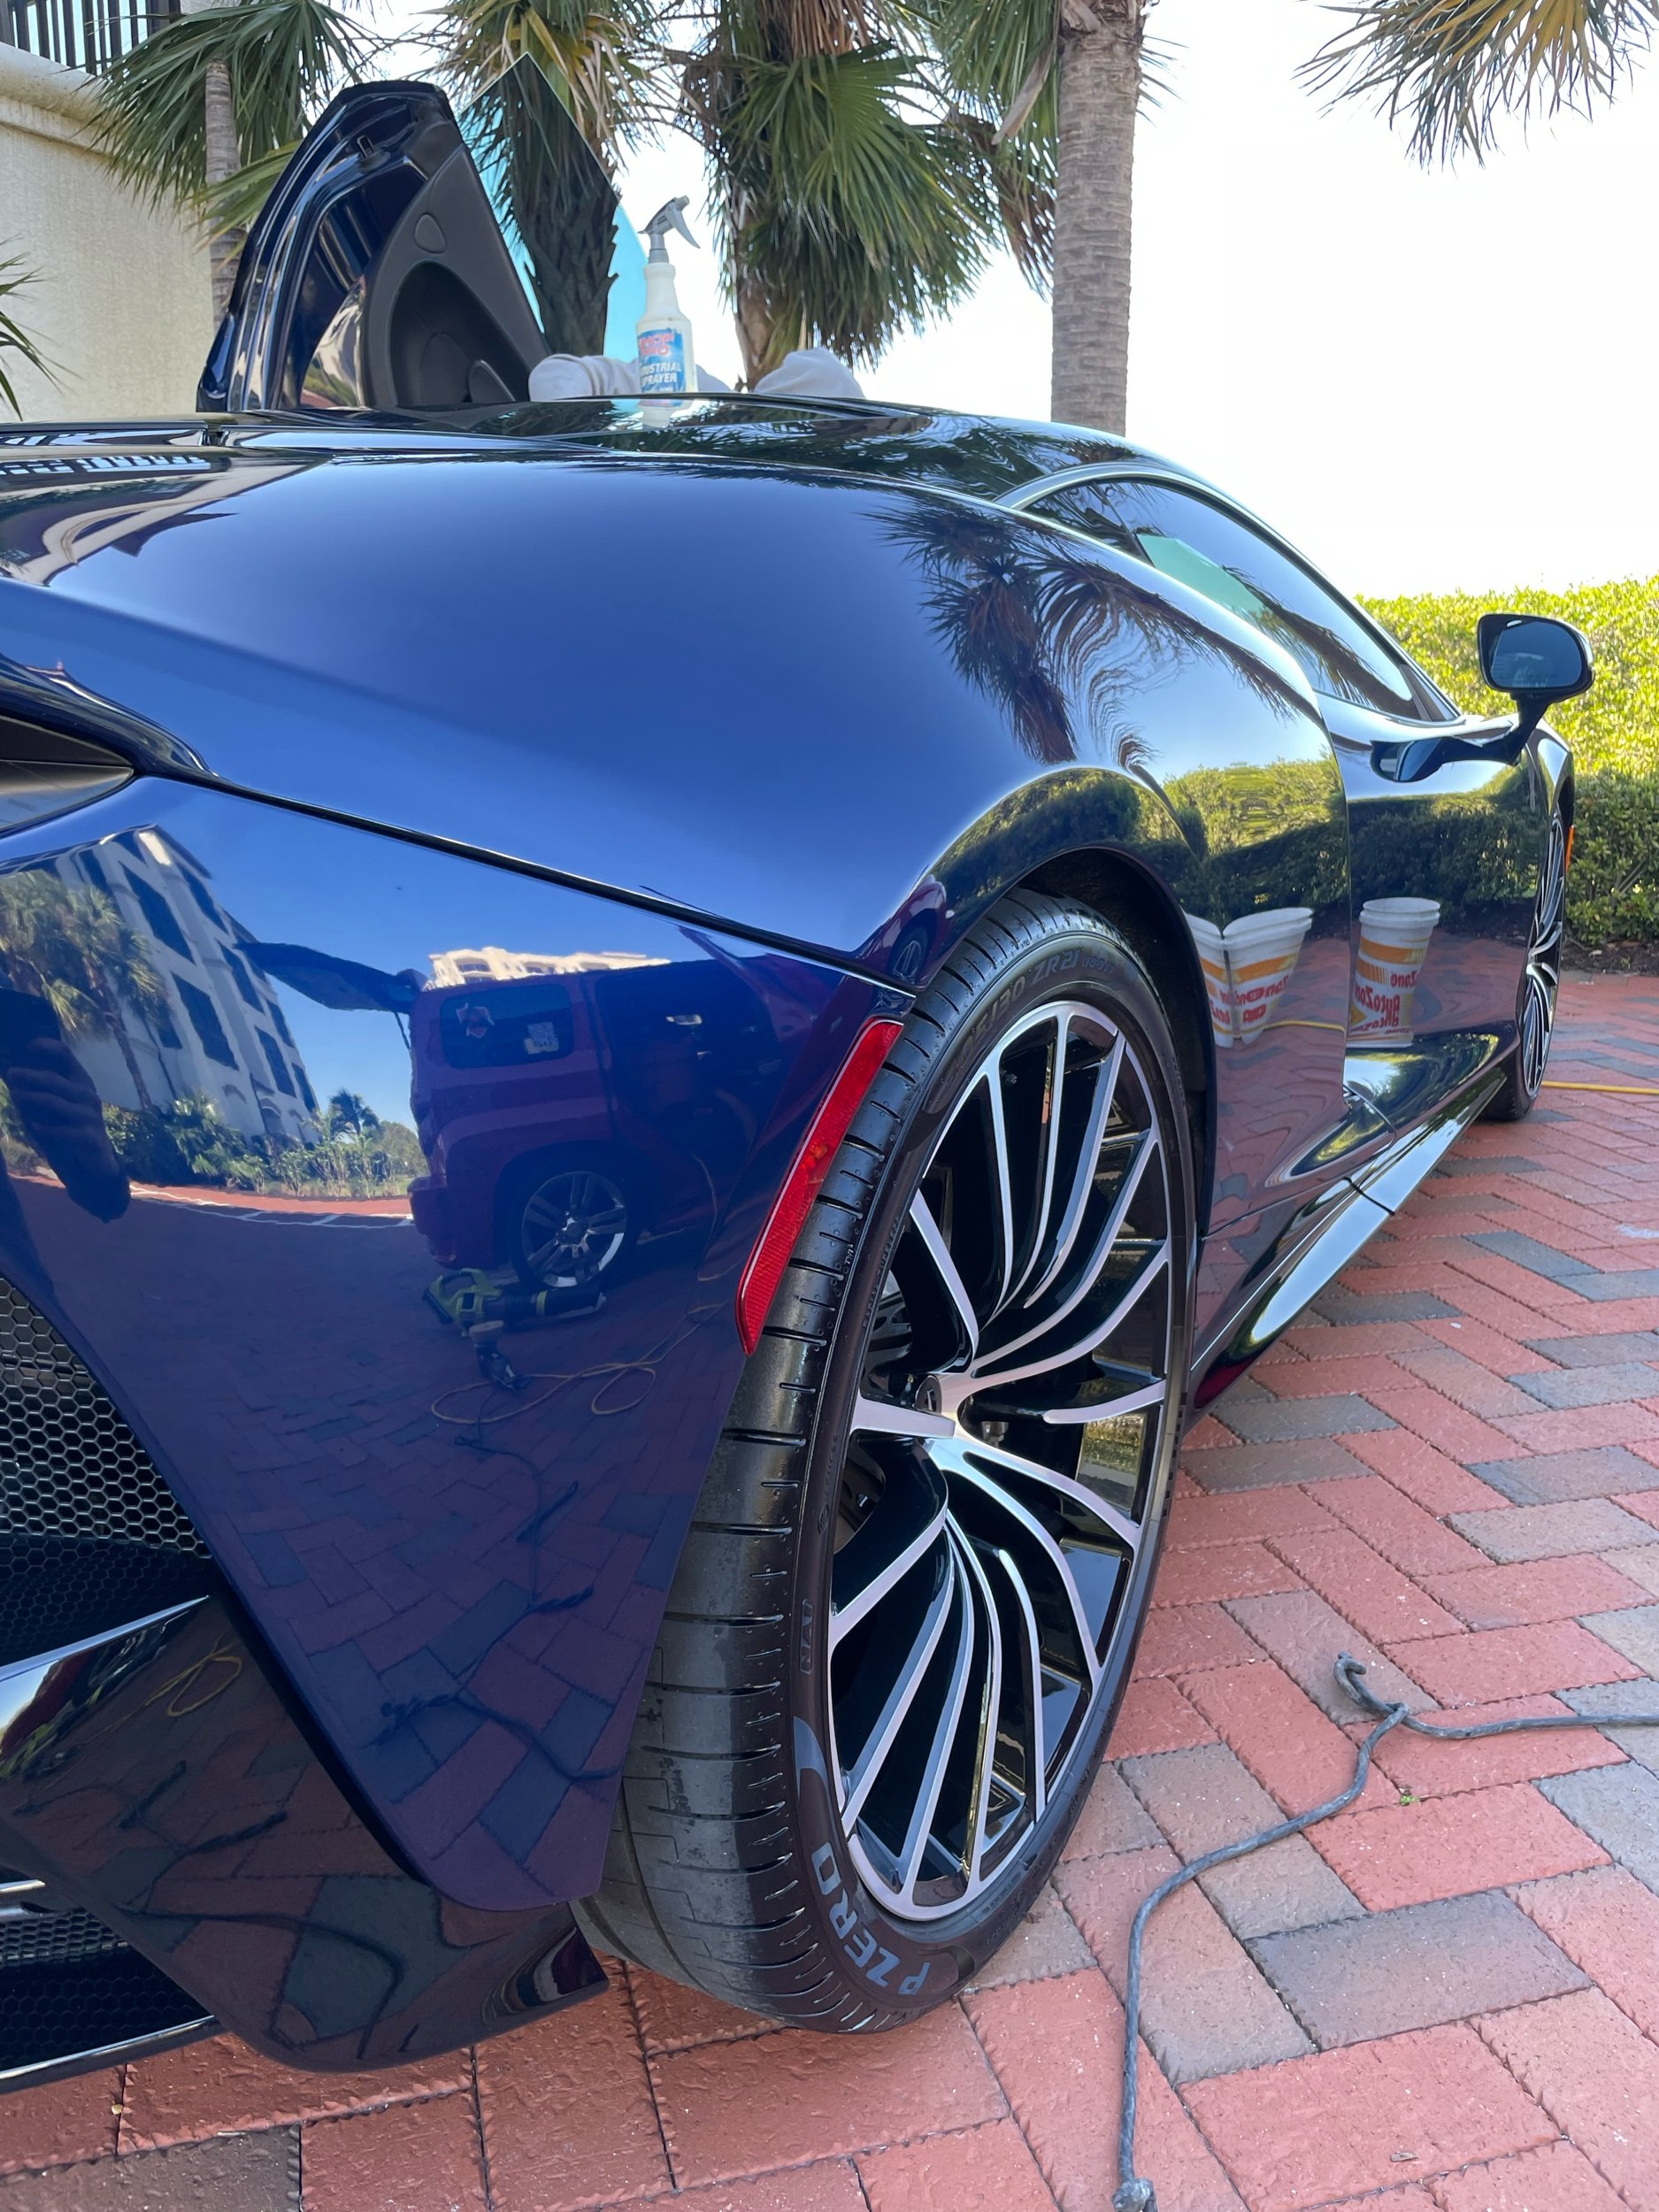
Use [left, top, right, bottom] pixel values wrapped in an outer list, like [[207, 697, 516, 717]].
[[578, 893, 1195, 2027], [1484, 801, 1568, 1123]]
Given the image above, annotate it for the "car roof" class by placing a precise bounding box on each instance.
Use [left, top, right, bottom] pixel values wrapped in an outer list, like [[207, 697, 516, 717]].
[[0, 396, 1196, 509]]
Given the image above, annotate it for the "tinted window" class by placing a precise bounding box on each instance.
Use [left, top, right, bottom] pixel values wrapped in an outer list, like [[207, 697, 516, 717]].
[[177, 979, 236, 1067], [222, 948, 263, 1010], [1036, 479, 1435, 719], [257, 1030, 296, 1095], [439, 978, 573, 1068], [122, 867, 193, 960]]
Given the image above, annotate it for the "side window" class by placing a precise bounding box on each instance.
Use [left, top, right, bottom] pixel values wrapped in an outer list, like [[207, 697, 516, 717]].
[[1035, 479, 1441, 721]]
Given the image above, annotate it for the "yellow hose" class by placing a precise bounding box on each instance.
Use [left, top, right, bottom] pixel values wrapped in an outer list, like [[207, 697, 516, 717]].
[[1542, 1079, 1659, 1094]]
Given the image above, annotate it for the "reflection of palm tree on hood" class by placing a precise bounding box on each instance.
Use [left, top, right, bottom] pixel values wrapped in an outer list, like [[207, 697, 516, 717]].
[[0, 874, 172, 1112], [887, 505, 1298, 767]]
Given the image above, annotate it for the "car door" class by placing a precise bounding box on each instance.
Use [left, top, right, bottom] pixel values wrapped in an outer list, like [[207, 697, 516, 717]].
[[199, 59, 646, 415], [1022, 473, 1541, 1132]]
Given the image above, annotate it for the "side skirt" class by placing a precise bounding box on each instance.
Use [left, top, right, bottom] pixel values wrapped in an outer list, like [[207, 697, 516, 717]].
[[1188, 1071, 1503, 1408]]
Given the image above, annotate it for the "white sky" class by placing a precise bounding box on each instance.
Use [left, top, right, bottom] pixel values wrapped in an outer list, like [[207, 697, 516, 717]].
[[388, 0, 1659, 595]]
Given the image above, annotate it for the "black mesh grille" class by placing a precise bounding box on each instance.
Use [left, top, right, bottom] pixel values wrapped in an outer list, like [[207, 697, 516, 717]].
[[0, 1278, 206, 1554], [0, 1939, 210, 2077], [0, 1276, 213, 1668], [0, 1907, 125, 1970]]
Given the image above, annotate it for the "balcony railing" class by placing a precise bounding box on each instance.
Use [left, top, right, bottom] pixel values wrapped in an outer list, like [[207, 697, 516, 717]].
[[1, 0, 180, 74]]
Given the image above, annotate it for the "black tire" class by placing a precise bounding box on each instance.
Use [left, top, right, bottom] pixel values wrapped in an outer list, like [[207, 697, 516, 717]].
[[1484, 798, 1568, 1124], [576, 893, 1196, 2028]]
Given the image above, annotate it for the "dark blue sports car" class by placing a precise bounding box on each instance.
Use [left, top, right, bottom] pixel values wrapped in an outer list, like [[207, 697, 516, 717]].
[[0, 67, 1589, 2088]]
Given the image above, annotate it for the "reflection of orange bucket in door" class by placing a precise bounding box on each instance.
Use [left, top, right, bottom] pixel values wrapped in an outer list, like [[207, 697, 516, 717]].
[[1224, 909, 1313, 1043], [1184, 915, 1233, 1047], [1349, 897, 1441, 1041]]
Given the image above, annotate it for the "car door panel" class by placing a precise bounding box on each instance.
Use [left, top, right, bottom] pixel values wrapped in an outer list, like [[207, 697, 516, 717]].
[[1325, 696, 1542, 1117], [200, 66, 643, 416]]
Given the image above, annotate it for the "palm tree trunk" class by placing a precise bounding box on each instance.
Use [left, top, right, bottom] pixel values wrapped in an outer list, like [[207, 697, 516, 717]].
[[1050, 1, 1142, 435], [180, 0, 243, 321], [203, 57, 242, 319]]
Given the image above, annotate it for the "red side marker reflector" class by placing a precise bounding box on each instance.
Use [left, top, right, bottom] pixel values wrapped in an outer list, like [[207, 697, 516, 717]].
[[736, 1018, 904, 1354]]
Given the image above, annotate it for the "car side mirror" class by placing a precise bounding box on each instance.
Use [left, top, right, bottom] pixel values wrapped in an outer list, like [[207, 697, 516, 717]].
[[1477, 611, 1594, 743]]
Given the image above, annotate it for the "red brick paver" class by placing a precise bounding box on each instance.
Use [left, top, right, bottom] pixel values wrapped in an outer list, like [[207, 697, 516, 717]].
[[4, 975, 1658, 2209]]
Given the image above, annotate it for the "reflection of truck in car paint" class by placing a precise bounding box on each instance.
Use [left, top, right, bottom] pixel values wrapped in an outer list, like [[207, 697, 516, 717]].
[[406, 955, 787, 1289]]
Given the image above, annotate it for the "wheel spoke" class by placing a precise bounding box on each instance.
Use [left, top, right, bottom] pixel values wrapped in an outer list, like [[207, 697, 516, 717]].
[[895, 1549, 977, 1901], [952, 1532, 1008, 1881], [974, 1239, 1170, 1395], [982, 1540, 1047, 1833], [979, 1134, 1159, 1373], [982, 1057, 1018, 1310], [852, 1394, 955, 1440], [841, 1555, 958, 1823], [830, 1456, 950, 1648], [952, 1432, 1147, 1554], [907, 1193, 981, 1364], [1022, 1033, 1124, 1308], [942, 1446, 1104, 1688]]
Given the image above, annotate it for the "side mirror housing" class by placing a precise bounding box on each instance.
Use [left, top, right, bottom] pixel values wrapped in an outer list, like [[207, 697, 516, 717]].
[[1478, 611, 1594, 741]]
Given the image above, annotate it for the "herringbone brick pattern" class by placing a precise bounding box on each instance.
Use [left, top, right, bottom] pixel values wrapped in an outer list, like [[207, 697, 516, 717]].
[[4, 976, 1658, 2211]]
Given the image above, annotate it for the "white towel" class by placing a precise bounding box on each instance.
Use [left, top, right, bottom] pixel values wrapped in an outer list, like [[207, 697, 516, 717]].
[[526, 347, 863, 403]]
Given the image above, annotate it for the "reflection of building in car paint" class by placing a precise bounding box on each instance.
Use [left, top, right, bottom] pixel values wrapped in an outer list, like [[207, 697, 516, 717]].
[[426, 946, 666, 986], [58, 828, 319, 1144]]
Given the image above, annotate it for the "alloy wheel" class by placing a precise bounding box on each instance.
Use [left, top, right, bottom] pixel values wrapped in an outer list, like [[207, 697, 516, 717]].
[[1518, 809, 1567, 1098], [519, 1169, 628, 1286], [825, 1000, 1176, 1923]]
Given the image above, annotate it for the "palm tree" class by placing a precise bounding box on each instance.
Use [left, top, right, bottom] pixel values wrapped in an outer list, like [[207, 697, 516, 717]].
[[1303, 0, 1656, 161], [93, 0, 373, 318], [0, 877, 174, 1112], [677, 4, 1004, 382], [0, 250, 54, 419], [326, 1089, 380, 1137]]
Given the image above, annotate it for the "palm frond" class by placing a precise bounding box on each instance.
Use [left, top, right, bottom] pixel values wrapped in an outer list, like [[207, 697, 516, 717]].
[[203, 142, 301, 234], [1304, 0, 1658, 161], [690, 35, 1000, 370], [433, 0, 676, 164], [0, 253, 56, 419], [94, 0, 375, 208]]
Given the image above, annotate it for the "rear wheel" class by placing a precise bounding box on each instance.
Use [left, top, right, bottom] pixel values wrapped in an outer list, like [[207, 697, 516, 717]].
[[577, 893, 1195, 2026], [1484, 800, 1567, 1123]]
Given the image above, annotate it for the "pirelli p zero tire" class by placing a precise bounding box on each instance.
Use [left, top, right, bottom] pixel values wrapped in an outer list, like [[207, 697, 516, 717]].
[[577, 893, 1196, 2028]]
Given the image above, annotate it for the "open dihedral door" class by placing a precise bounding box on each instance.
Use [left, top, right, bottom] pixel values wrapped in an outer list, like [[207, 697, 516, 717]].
[[199, 61, 646, 415]]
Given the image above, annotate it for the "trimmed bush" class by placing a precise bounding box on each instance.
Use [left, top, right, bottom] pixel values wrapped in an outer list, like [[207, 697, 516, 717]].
[[1360, 578, 1659, 945]]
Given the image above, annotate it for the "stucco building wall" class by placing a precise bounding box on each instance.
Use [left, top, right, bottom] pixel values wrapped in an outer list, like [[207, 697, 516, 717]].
[[0, 43, 212, 421]]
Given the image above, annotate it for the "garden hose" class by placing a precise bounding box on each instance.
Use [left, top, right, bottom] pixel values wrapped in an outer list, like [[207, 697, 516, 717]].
[[1112, 1659, 1659, 2212]]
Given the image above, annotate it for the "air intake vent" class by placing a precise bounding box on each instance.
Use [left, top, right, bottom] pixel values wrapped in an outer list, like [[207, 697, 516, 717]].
[[0, 1276, 213, 1667]]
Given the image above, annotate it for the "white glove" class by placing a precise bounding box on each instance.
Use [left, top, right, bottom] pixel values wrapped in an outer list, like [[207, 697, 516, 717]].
[[753, 348, 865, 400]]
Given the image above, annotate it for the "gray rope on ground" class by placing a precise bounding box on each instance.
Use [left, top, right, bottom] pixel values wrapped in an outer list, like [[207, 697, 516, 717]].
[[1112, 1654, 1659, 2212]]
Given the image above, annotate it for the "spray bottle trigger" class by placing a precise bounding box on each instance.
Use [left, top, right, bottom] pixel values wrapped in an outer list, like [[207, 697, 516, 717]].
[[642, 196, 698, 255]]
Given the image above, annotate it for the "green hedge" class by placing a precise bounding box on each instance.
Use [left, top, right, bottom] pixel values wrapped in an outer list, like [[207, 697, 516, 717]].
[[1359, 578, 1659, 945]]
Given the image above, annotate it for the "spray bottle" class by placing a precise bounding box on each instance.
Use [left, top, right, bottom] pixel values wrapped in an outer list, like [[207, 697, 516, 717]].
[[637, 197, 699, 413]]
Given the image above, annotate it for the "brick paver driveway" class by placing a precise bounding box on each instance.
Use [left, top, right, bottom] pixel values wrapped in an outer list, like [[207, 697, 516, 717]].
[[4, 975, 1658, 2212]]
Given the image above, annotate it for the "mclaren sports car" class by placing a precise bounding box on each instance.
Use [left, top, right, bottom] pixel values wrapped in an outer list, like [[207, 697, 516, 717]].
[[0, 67, 1591, 2086]]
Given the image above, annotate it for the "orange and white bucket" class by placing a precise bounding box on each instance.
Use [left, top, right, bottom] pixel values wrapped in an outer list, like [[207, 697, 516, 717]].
[[1348, 896, 1441, 1041], [1186, 908, 1314, 1047]]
